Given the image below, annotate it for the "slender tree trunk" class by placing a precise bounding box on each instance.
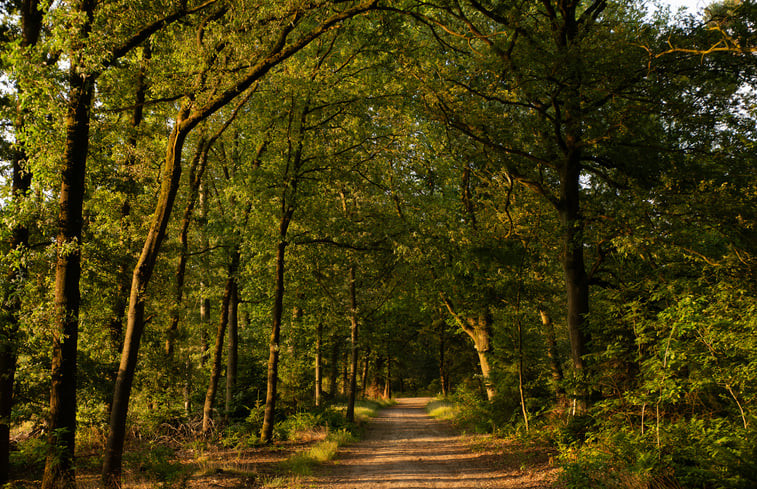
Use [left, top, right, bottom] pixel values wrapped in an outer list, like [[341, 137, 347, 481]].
[[183, 356, 192, 416], [437, 320, 449, 397], [346, 267, 359, 422], [203, 252, 238, 433], [540, 310, 566, 406], [102, 106, 192, 488], [260, 214, 292, 443], [329, 337, 340, 397], [224, 269, 239, 420], [1, 1, 42, 482], [361, 348, 370, 397], [42, 30, 96, 487], [315, 322, 323, 407], [108, 42, 150, 360], [383, 353, 392, 399]]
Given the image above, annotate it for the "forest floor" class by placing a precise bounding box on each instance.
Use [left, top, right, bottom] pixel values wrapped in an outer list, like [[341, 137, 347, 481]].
[[308, 397, 561, 489], [61, 397, 561, 488]]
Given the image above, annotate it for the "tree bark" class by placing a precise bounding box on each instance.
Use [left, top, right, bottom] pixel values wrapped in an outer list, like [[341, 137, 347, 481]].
[[0, 0, 43, 483], [558, 157, 591, 407], [315, 322, 323, 407], [540, 310, 567, 406], [260, 214, 291, 443], [203, 252, 239, 433], [442, 297, 496, 401], [329, 336, 340, 397], [42, 8, 96, 483], [224, 268, 239, 420], [102, 105, 192, 488], [383, 353, 392, 399], [346, 267, 359, 423]]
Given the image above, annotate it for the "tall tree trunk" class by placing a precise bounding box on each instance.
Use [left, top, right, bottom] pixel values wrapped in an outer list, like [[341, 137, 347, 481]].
[[329, 336, 340, 397], [260, 213, 292, 443], [558, 158, 590, 407], [346, 267, 359, 423], [383, 353, 392, 399], [361, 348, 370, 397], [102, 105, 192, 488], [224, 268, 239, 421], [1, 0, 42, 483], [183, 356, 193, 416], [437, 319, 449, 397], [108, 42, 150, 361], [315, 322, 323, 407], [42, 17, 96, 485], [203, 252, 239, 433]]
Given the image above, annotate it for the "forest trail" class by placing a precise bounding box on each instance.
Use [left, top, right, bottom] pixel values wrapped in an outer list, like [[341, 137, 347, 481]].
[[312, 398, 560, 489]]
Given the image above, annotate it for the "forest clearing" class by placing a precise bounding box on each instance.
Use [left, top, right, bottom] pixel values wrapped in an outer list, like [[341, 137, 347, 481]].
[[1, 0, 755, 488]]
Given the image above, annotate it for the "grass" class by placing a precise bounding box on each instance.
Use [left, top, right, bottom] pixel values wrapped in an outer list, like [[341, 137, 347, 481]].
[[279, 429, 356, 477], [425, 398, 457, 420]]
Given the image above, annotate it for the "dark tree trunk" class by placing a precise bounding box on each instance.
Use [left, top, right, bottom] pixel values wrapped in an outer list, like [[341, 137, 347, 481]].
[[346, 267, 359, 423], [42, 26, 96, 487], [260, 214, 292, 443], [224, 266, 239, 420], [203, 252, 239, 433], [558, 158, 591, 407], [0, 0, 42, 483]]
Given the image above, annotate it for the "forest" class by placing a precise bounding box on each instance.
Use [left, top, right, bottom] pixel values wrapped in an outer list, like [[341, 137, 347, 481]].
[[1, 0, 755, 488]]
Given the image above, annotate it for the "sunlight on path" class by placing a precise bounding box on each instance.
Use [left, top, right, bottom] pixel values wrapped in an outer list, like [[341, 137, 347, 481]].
[[312, 398, 557, 489]]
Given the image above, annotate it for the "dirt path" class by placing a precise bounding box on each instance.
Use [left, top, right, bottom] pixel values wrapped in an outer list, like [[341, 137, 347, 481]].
[[313, 397, 560, 489]]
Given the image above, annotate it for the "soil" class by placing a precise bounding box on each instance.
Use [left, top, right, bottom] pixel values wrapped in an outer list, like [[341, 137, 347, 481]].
[[312, 397, 561, 489]]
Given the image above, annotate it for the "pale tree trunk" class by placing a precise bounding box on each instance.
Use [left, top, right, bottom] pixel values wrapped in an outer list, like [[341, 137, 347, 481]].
[[315, 322, 323, 407], [442, 297, 496, 401], [346, 267, 359, 423], [383, 352, 392, 399]]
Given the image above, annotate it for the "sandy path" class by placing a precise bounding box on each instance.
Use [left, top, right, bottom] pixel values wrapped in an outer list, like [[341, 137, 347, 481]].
[[313, 398, 559, 489]]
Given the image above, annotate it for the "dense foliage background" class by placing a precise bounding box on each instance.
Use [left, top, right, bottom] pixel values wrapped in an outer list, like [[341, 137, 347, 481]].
[[1, 0, 755, 487]]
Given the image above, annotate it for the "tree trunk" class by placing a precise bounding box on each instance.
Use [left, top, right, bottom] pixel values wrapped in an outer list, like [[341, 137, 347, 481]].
[[203, 252, 239, 433], [315, 322, 323, 407], [540, 310, 567, 406], [183, 356, 192, 416], [0, 1, 42, 483], [42, 32, 96, 487], [383, 354, 392, 399], [224, 269, 239, 420], [442, 298, 496, 401], [260, 213, 292, 443], [437, 320, 449, 397], [329, 336, 340, 396], [102, 105, 192, 488], [361, 348, 370, 397], [558, 159, 591, 407], [346, 267, 359, 423], [108, 42, 150, 361]]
